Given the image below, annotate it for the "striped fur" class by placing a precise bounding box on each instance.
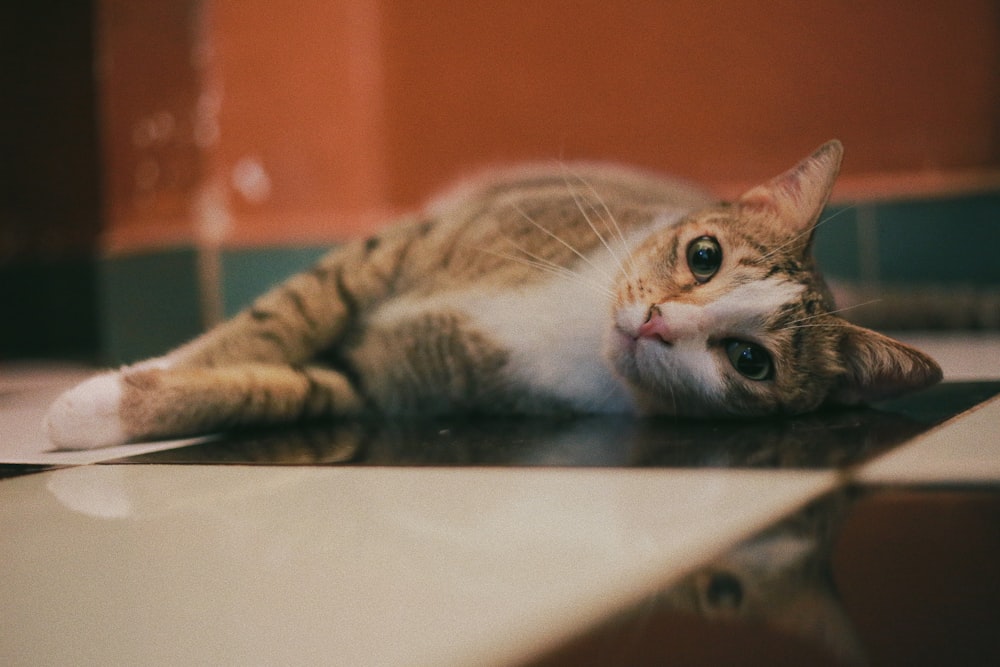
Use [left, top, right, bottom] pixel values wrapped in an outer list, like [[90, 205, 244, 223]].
[[46, 141, 942, 448]]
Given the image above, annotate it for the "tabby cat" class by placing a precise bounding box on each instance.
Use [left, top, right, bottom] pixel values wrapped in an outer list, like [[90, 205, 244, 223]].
[[46, 140, 941, 449]]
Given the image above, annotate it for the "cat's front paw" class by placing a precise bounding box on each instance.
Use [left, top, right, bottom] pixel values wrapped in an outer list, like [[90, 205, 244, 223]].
[[44, 372, 128, 449]]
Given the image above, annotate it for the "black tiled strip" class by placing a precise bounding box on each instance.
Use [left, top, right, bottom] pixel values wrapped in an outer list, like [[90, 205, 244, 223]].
[[0, 464, 59, 479], [104, 381, 1000, 470]]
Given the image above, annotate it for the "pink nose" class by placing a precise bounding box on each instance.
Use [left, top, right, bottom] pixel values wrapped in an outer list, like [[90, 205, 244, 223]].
[[638, 309, 673, 344]]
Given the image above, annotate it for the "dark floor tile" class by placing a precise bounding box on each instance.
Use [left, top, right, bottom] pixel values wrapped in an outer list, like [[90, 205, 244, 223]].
[[0, 464, 59, 479], [105, 381, 1000, 470]]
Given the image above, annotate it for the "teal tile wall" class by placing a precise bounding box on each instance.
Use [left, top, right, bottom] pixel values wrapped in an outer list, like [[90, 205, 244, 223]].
[[813, 193, 1000, 287], [99, 248, 202, 364], [873, 193, 1000, 284], [813, 205, 861, 281]]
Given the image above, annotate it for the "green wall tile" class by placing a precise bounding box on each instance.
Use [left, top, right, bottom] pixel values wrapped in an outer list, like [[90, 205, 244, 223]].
[[874, 193, 1000, 285], [812, 204, 861, 281], [100, 248, 202, 364]]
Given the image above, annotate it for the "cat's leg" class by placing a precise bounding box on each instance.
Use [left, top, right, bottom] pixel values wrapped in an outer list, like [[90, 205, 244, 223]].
[[40, 257, 359, 450], [157, 219, 431, 370], [163, 251, 360, 369], [45, 364, 364, 449], [44, 220, 431, 448], [46, 223, 431, 447]]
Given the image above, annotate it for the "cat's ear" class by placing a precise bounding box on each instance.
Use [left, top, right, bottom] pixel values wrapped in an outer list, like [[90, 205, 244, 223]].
[[736, 140, 843, 245], [829, 322, 942, 405]]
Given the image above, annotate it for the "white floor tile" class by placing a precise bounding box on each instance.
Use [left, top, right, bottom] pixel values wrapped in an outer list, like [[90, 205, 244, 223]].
[[892, 332, 1000, 381], [0, 465, 836, 666], [856, 394, 1000, 485]]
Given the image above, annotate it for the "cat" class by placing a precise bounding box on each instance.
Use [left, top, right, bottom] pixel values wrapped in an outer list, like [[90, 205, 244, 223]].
[[45, 140, 941, 449]]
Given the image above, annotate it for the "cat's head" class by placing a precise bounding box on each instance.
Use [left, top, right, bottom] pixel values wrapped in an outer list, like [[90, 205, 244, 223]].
[[608, 140, 942, 416]]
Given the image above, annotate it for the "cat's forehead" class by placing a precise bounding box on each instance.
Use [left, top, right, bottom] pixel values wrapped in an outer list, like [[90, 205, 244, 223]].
[[682, 208, 781, 243]]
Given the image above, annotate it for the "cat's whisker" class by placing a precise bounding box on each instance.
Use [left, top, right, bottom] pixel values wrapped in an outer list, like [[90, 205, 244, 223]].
[[560, 178, 632, 282], [474, 242, 615, 300], [815, 203, 858, 229], [755, 204, 858, 264], [782, 298, 882, 327], [497, 235, 582, 280], [561, 165, 639, 281], [513, 256, 616, 300], [509, 202, 617, 284], [585, 186, 640, 282], [479, 245, 586, 288], [779, 323, 849, 330]]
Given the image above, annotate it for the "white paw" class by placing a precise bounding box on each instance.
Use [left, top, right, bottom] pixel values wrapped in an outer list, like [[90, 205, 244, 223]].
[[44, 372, 128, 449]]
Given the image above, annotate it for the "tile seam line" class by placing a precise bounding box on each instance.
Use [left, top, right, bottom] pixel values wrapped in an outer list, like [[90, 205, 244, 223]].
[[845, 391, 1000, 483]]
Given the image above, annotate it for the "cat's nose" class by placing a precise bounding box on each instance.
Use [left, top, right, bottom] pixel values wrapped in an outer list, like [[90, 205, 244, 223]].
[[638, 307, 674, 345]]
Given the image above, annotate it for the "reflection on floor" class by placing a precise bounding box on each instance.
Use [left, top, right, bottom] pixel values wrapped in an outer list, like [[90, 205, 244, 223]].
[[102, 381, 1000, 470], [531, 488, 1000, 666], [1, 358, 999, 665]]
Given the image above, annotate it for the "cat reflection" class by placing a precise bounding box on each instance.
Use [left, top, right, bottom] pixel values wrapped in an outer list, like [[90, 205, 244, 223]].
[[126, 405, 925, 470], [654, 492, 865, 665], [529, 492, 866, 667]]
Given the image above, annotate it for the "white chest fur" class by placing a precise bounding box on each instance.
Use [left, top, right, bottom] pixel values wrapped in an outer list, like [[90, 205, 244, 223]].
[[368, 252, 635, 411], [457, 252, 635, 412], [374, 247, 666, 415]]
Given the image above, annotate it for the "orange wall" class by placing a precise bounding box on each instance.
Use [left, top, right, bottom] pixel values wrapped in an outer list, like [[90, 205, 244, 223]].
[[98, 0, 208, 252], [98, 0, 1000, 253]]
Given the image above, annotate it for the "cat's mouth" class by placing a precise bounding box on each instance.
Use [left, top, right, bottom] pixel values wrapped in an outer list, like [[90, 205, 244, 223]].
[[614, 325, 639, 349]]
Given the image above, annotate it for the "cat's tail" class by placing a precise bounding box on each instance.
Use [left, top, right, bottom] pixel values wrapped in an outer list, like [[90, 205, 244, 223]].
[[44, 364, 364, 450]]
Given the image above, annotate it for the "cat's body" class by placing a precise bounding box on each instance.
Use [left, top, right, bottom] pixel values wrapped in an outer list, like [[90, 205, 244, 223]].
[[46, 141, 942, 449]]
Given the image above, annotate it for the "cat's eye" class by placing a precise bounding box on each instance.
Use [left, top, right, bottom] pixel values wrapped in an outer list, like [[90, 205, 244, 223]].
[[705, 572, 744, 609], [725, 340, 773, 381], [687, 236, 722, 282]]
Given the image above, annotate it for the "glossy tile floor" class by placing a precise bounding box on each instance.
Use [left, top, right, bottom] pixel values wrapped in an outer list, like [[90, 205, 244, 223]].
[[2, 333, 999, 666]]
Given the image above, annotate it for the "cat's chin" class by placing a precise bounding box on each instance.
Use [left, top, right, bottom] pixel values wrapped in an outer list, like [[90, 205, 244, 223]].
[[606, 331, 680, 403], [628, 390, 687, 417]]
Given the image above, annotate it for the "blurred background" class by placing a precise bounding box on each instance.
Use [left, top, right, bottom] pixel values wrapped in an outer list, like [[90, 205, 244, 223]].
[[2, 0, 998, 363]]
